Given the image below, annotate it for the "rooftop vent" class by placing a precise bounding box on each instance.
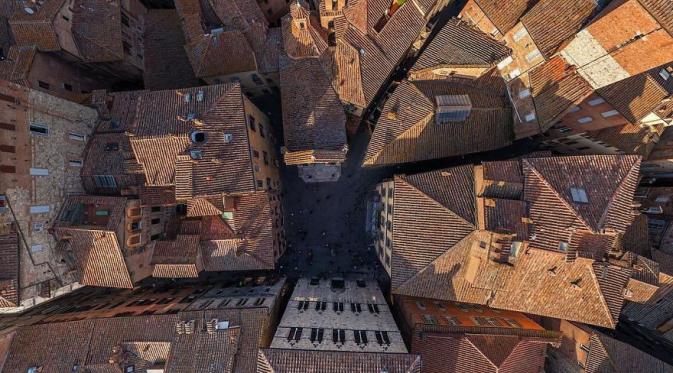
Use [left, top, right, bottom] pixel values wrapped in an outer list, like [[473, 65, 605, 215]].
[[105, 142, 119, 151], [196, 90, 205, 102], [184, 93, 192, 103], [330, 278, 345, 290], [435, 95, 472, 124], [223, 133, 233, 143], [187, 113, 197, 121], [190, 150, 203, 160], [191, 131, 205, 143]]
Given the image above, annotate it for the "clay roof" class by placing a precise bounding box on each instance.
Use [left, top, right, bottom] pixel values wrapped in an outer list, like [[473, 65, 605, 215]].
[[129, 84, 256, 198], [200, 192, 276, 272], [82, 132, 144, 185], [411, 331, 550, 373], [472, 0, 536, 34], [332, 0, 435, 108], [410, 18, 512, 74], [597, 69, 673, 123], [529, 56, 594, 130], [151, 234, 203, 278], [390, 166, 477, 289], [2, 308, 271, 373], [92, 90, 146, 134], [638, 0, 673, 36], [364, 79, 513, 166], [257, 349, 422, 373], [53, 196, 134, 288], [389, 155, 642, 328], [0, 45, 36, 82], [70, 0, 124, 62], [9, 0, 64, 51], [175, 0, 278, 78], [585, 330, 673, 372], [520, 0, 600, 59], [143, 9, 200, 91], [0, 228, 19, 308], [587, 122, 663, 158]]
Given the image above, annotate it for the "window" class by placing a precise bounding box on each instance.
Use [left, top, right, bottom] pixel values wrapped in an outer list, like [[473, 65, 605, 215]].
[[248, 115, 256, 131], [30, 168, 49, 176], [259, 123, 265, 138], [310, 328, 324, 343], [570, 187, 588, 203], [29, 123, 48, 136], [353, 330, 368, 345], [263, 151, 269, 165], [435, 94, 472, 123], [416, 301, 426, 310], [151, 218, 161, 225], [513, 27, 528, 42], [286, 327, 302, 342], [69, 160, 83, 167], [601, 110, 619, 118], [433, 301, 446, 310], [525, 49, 541, 62], [256, 180, 263, 188], [473, 317, 500, 326], [588, 97, 605, 106], [503, 318, 521, 327], [122, 41, 132, 55], [121, 12, 130, 26], [30, 205, 50, 214], [577, 116, 593, 124], [296, 300, 309, 311], [568, 105, 581, 113], [69, 133, 85, 141], [660, 69, 671, 80], [94, 175, 116, 188], [315, 301, 327, 311], [253, 150, 260, 158], [333, 329, 346, 344], [333, 302, 344, 313], [445, 316, 461, 325], [558, 241, 569, 252], [38, 81, 50, 90]]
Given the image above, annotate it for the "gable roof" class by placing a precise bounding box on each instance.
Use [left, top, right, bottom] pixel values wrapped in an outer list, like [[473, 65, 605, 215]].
[[129, 84, 256, 198], [596, 68, 673, 123], [520, 0, 601, 59], [585, 331, 673, 372], [411, 331, 551, 373], [175, 0, 278, 78], [473, 0, 536, 34], [410, 18, 512, 74], [3, 308, 271, 373], [151, 234, 203, 278], [257, 349, 422, 373], [364, 79, 513, 166], [280, 3, 347, 162], [0, 228, 19, 308], [391, 167, 476, 289], [389, 155, 642, 328]]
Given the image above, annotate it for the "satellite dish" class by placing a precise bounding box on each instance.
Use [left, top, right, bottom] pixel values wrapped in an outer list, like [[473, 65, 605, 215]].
[[24, 7, 35, 14]]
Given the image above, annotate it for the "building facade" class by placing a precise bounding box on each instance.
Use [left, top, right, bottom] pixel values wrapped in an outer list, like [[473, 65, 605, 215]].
[[0, 80, 97, 312]]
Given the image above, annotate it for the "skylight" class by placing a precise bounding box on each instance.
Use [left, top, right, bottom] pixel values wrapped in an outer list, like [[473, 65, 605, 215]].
[[435, 95, 472, 124], [570, 187, 588, 203]]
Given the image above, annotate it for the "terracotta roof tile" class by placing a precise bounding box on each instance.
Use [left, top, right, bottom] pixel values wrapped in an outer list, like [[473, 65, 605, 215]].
[[151, 234, 203, 278], [258, 349, 421, 373], [70, 0, 124, 62], [0, 228, 19, 308], [390, 155, 642, 328], [82, 132, 144, 192], [365, 79, 513, 165], [521, 0, 600, 59], [410, 18, 512, 75], [143, 9, 200, 90], [586, 331, 673, 372], [597, 70, 671, 123], [588, 122, 663, 158], [0, 45, 36, 82], [473, 0, 536, 34], [529, 56, 594, 130], [638, 0, 673, 36]]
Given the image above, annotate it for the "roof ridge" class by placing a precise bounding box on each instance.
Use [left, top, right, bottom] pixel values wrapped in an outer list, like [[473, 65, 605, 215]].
[[463, 335, 499, 370], [397, 175, 476, 229], [367, 111, 433, 165], [522, 158, 594, 233], [596, 156, 640, 230]]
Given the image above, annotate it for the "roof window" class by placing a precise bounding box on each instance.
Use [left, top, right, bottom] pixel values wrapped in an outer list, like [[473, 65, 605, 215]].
[[570, 187, 588, 203], [435, 95, 472, 124]]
